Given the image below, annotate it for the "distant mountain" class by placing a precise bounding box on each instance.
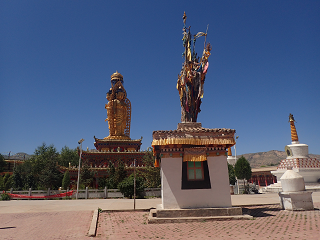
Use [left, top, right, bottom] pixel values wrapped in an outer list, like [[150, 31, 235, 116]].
[[239, 150, 320, 168], [2, 152, 31, 160]]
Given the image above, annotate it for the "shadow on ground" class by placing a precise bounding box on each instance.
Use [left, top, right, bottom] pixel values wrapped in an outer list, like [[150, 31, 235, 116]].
[[242, 206, 280, 217]]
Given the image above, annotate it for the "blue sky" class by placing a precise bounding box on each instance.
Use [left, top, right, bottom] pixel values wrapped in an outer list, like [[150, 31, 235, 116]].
[[1, 1, 319, 156]]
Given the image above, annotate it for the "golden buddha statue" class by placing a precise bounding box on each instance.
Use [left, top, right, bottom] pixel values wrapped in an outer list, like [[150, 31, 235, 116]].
[[104, 71, 131, 140]]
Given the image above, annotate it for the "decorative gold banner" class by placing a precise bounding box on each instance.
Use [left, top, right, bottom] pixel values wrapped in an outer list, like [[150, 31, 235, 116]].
[[152, 137, 235, 146], [183, 147, 207, 162]]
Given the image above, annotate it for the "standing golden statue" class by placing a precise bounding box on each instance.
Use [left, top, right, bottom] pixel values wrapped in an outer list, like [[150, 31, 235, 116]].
[[104, 71, 131, 140]]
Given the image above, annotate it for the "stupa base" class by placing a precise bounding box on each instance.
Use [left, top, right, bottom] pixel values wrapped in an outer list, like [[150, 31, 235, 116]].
[[279, 191, 314, 211]]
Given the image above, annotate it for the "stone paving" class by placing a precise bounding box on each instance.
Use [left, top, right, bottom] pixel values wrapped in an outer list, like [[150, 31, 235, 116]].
[[96, 203, 320, 240], [0, 211, 93, 240]]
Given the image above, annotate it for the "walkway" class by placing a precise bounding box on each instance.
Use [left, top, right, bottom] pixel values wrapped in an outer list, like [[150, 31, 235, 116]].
[[1, 192, 320, 239], [96, 203, 320, 240]]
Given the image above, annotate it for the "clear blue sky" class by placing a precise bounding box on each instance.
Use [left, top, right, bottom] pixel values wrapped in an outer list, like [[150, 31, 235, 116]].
[[1, 1, 319, 156]]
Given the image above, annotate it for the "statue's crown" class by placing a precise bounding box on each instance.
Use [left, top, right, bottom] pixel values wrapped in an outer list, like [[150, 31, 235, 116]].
[[111, 71, 123, 81]]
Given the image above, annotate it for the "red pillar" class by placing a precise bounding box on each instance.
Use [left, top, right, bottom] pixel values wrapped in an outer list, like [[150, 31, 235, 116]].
[[265, 175, 268, 186]]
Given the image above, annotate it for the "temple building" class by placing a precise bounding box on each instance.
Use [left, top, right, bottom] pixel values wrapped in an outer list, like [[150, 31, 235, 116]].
[[60, 71, 145, 187]]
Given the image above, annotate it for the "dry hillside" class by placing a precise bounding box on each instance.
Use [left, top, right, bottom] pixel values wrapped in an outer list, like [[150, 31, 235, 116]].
[[240, 150, 320, 168]]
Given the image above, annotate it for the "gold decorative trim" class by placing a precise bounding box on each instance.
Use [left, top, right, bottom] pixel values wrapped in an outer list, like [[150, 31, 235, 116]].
[[183, 154, 207, 162], [152, 137, 235, 146], [183, 147, 207, 162]]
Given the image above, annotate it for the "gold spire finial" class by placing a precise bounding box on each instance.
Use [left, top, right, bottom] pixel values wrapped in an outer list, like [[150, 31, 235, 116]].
[[289, 113, 298, 142], [183, 12, 187, 25]]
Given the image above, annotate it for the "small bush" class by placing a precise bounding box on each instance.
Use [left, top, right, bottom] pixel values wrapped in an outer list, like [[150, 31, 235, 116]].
[[1, 192, 11, 201], [118, 174, 144, 199]]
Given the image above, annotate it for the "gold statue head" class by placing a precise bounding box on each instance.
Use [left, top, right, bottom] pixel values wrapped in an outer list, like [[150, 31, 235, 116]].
[[111, 71, 124, 87]]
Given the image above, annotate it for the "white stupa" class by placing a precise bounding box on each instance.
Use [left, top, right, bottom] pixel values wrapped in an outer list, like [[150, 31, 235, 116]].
[[268, 114, 320, 191]]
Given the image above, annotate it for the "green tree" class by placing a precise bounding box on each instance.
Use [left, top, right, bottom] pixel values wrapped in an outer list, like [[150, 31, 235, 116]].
[[106, 162, 116, 189], [80, 163, 95, 188], [98, 177, 107, 189], [12, 166, 24, 190], [22, 161, 37, 190], [234, 156, 252, 181], [30, 143, 62, 189], [227, 163, 236, 185], [3, 173, 13, 191], [118, 174, 144, 199], [140, 148, 161, 188], [0, 154, 7, 173], [59, 146, 79, 168], [32, 143, 60, 181], [114, 160, 127, 187], [62, 170, 71, 189], [38, 157, 63, 189], [0, 175, 4, 191]]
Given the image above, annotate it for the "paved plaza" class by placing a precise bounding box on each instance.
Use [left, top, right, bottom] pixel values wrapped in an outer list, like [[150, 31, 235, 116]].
[[1, 193, 320, 239], [96, 204, 320, 240]]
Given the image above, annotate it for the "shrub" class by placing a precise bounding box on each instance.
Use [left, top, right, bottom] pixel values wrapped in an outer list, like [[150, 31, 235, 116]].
[[118, 174, 144, 199], [62, 170, 70, 190], [1, 192, 11, 201], [228, 163, 236, 185], [235, 156, 252, 180]]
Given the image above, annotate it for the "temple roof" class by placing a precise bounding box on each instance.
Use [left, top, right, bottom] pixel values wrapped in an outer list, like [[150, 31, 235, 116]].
[[94, 137, 142, 143], [152, 123, 235, 147], [81, 150, 145, 155]]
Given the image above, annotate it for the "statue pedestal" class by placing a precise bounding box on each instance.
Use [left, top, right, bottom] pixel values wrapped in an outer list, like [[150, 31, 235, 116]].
[[160, 154, 232, 209], [278, 169, 314, 211], [279, 191, 314, 211]]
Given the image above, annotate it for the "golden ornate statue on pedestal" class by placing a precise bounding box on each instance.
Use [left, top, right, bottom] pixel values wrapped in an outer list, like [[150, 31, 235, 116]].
[[104, 71, 131, 140]]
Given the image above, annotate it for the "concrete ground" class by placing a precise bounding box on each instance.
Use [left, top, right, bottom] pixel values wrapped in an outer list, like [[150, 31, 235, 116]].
[[1, 192, 320, 239]]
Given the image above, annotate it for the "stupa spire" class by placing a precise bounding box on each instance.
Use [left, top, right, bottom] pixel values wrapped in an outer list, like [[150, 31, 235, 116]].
[[289, 113, 299, 142]]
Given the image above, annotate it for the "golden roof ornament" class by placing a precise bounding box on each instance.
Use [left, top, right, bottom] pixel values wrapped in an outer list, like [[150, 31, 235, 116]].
[[228, 147, 232, 156]]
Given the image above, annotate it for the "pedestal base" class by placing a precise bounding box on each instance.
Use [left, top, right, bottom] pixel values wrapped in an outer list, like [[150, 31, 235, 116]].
[[148, 206, 252, 223], [279, 191, 314, 211]]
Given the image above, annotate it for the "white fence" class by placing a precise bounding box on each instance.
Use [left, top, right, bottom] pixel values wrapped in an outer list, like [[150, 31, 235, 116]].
[[9, 187, 161, 199]]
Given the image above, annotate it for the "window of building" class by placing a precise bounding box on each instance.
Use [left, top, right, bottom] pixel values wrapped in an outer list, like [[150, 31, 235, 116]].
[[187, 161, 204, 180], [181, 160, 211, 189]]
